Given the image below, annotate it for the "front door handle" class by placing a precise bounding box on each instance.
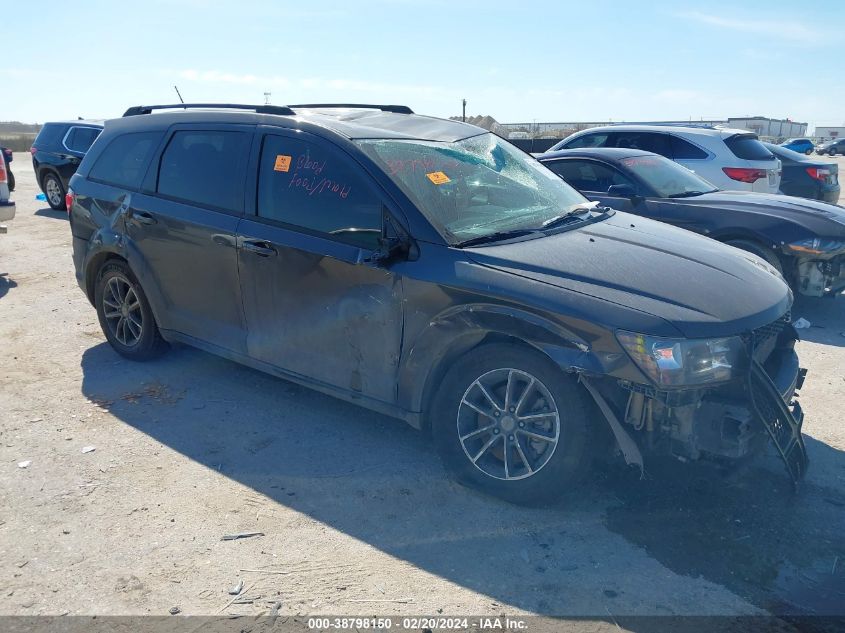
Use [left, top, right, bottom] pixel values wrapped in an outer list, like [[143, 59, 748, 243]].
[[212, 233, 237, 248], [241, 239, 277, 257]]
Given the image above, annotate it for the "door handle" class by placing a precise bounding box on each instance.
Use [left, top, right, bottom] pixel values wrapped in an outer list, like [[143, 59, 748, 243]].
[[241, 239, 277, 257], [130, 210, 157, 225]]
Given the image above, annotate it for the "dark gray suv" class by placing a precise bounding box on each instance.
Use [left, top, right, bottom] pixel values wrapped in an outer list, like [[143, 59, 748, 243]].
[[67, 103, 808, 503]]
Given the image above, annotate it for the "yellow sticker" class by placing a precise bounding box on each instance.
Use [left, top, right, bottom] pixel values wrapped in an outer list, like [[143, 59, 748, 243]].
[[426, 171, 451, 185], [274, 155, 292, 172]]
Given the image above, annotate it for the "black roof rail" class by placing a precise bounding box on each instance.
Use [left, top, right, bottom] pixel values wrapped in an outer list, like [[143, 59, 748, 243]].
[[607, 121, 721, 129], [122, 103, 296, 117], [287, 103, 414, 115]]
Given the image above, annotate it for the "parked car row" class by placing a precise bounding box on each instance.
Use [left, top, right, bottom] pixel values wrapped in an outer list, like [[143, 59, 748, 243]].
[[537, 148, 845, 297], [780, 137, 845, 157], [64, 103, 811, 503]]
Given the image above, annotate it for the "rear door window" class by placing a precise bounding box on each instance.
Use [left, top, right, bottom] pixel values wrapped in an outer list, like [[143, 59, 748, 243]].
[[88, 132, 161, 190], [156, 130, 252, 214], [670, 135, 709, 159], [563, 133, 610, 149], [257, 134, 383, 249], [725, 135, 775, 161], [64, 127, 102, 153], [611, 132, 672, 158]]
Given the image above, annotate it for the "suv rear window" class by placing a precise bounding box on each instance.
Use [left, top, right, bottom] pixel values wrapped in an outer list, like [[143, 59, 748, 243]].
[[724, 135, 775, 161], [64, 127, 101, 153], [157, 130, 251, 213], [89, 132, 161, 190]]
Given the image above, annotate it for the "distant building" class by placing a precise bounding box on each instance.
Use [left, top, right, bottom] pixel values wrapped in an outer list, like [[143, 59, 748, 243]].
[[813, 126, 845, 141], [726, 117, 807, 138]]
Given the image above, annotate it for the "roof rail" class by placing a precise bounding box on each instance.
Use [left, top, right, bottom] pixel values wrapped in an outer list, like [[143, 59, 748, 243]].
[[607, 121, 721, 129], [122, 103, 296, 117], [287, 103, 414, 115]]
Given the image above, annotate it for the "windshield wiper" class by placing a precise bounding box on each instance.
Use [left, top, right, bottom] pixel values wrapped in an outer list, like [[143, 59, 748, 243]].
[[667, 190, 715, 198], [454, 228, 540, 248], [541, 201, 602, 230]]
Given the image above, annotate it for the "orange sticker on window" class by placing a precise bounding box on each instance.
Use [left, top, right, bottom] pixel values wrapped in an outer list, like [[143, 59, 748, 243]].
[[426, 171, 451, 185], [274, 155, 292, 172]]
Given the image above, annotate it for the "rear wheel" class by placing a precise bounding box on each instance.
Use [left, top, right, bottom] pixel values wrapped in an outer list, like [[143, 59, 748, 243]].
[[95, 261, 168, 361], [829, 148, 838, 156], [42, 172, 65, 210], [805, 149, 813, 155], [430, 344, 593, 505]]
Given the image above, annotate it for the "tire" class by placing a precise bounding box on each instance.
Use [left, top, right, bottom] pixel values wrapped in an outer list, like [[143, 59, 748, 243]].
[[805, 149, 813, 156], [725, 239, 784, 276], [430, 344, 593, 505], [6, 169, 13, 192], [42, 172, 66, 210], [95, 260, 168, 361], [829, 148, 837, 157]]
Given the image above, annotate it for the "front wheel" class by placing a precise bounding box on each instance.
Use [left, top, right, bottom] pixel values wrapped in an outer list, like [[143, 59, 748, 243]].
[[805, 149, 813, 156], [430, 344, 593, 505], [95, 261, 168, 361]]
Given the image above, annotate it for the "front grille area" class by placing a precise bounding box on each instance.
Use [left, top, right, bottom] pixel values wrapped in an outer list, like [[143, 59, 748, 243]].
[[745, 311, 791, 363]]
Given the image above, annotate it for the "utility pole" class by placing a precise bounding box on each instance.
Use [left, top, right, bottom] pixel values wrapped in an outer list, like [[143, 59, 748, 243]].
[[264, 91, 272, 105], [462, 99, 467, 122]]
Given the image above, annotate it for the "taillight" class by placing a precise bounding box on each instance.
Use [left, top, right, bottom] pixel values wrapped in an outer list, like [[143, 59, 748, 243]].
[[722, 167, 767, 183], [806, 167, 831, 181], [0, 159, 6, 184], [65, 190, 75, 213]]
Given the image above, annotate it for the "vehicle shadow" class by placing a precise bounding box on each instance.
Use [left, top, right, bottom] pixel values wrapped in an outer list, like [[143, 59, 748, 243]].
[[79, 342, 845, 618], [0, 272, 17, 299], [33, 207, 67, 220], [792, 293, 845, 347]]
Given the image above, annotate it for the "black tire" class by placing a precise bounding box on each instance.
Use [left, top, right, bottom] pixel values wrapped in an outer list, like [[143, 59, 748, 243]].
[[725, 239, 783, 276], [6, 169, 13, 192], [95, 260, 168, 361], [430, 344, 594, 505], [829, 148, 837, 157], [805, 149, 812, 156], [42, 172, 66, 210]]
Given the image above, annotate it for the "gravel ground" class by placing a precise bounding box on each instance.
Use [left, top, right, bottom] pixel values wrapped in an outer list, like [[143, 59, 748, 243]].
[[1, 153, 844, 625]]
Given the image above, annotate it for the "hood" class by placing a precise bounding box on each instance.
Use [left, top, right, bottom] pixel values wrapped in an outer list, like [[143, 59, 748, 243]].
[[680, 191, 845, 236], [464, 212, 791, 339]]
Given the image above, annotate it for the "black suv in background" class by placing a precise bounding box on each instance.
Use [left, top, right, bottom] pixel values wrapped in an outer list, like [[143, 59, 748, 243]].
[[67, 104, 807, 503], [31, 121, 103, 210]]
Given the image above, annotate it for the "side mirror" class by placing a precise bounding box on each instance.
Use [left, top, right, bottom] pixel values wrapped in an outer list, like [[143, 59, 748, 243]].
[[607, 184, 638, 198], [355, 235, 412, 266]]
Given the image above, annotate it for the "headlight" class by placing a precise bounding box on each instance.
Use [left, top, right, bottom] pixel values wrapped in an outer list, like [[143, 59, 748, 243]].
[[786, 238, 845, 255], [616, 332, 746, 387]]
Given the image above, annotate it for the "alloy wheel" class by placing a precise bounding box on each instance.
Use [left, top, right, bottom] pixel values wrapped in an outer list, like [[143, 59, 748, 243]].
[[45, 177, 62, 207], [456, 368, 560, 481], [102, 276, 144, 347]]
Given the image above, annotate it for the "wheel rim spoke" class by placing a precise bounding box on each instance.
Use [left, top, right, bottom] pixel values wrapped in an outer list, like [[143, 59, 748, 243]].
[[517, 412, 557, 423], [461, 399, 496, 420], [460, 424, 496, 442], [103, 276, 143, 347], [474, 380, 503, 412], [514, 377, 535, 416], [514, 438, 533, 475], [517, 429, 556, 443], [472, 434, 502, 464]]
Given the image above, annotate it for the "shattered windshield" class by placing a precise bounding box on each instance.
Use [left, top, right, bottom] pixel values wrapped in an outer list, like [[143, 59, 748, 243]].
[[356, 133, 588, 244]]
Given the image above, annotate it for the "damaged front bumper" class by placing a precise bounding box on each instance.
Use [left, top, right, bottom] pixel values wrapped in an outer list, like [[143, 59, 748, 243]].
[[583, 318, 809, 485], [794, 253, 845, 297]]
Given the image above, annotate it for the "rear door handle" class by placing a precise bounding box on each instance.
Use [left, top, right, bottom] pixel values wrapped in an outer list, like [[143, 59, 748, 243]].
[[241, 239, 277, 257]]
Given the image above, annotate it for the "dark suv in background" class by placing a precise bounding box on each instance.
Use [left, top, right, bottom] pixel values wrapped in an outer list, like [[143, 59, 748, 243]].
[[31, 120, 103, 210], [67, 103, 807, 503]]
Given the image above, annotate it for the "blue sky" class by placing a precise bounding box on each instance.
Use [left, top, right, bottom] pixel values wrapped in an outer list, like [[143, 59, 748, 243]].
[[5, 0, 844, 129]]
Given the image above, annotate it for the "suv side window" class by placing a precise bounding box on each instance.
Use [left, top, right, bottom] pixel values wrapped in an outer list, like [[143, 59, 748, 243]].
[[669, 135, 708, 159], [563, 133, 609, 149], [611, 132, 672, 158], [257, 134, 383, 249], [546, 159, 637, 193], [156, 130, 251, 214], [64, 127, 102, 153], [725, 135, 775, 161], [88, 132, 161, 190]]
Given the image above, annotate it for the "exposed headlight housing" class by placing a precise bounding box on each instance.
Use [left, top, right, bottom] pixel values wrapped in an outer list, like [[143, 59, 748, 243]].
[[616, 332, 746, 387], [786, 237, 845, 255]]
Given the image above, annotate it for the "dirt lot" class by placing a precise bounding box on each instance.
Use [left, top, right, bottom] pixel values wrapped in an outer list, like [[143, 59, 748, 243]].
[[1, 153, 844, 624]]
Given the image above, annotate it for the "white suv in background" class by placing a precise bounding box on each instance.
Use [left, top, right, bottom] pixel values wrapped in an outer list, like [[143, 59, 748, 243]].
[[549, 124, 781, 193]]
